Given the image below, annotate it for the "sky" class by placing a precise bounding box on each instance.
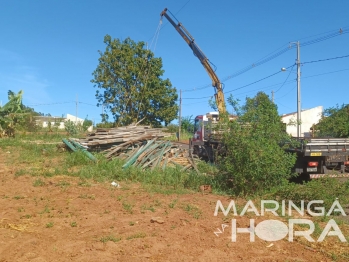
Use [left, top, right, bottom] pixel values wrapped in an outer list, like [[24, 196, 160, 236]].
[[1, 1, 348, 125]]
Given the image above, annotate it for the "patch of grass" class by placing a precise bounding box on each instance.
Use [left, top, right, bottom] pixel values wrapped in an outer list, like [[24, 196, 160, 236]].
[[46, 222, 54, 228], [141, 204, 155, 213], [183, 204, 202, 219], [117, 196, 123, 201], [126, 232, 146, 240], [122, 201, 133, 214], [33, 178, 46, 187], [20, 214, 32, 219], [57, 180, 70, 188], [40, 205, 51, 214], [78, 194, 95, 200], [269, 178, 349, 211], [100, 235, 121, 243], [169, 199, 178, 208], [129, 221, 135, 226], [70, 221, 77, 227], [15, 169, 26, 177], [78, 179, 91, 187], [17, 207, 25, 212], [13, 195, 24, 200]]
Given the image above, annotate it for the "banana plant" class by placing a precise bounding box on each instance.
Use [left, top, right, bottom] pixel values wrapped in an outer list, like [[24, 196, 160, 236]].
[[0, 90, 26, 137]]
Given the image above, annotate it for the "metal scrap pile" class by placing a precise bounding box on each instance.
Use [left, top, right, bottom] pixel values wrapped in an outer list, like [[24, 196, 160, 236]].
[[68, 125, 199, 173]]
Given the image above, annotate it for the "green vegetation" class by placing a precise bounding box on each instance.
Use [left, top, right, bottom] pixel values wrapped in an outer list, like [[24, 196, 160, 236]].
[[1, 92, 348, 216], [217, 92, 297, 195], [270, 178, 349, 210], [126, 232, 146, 240], [33, 178, 46, 187], [91, 35, 178, 126], [46, 222, 54, 228], [315, 104, 349, 137], [183, 204, 202, 219], [0, 90, 31, 137], [100, 235, 121, 243]]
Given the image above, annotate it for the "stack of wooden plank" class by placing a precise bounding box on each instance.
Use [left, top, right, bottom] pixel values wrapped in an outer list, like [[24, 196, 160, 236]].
[[76, 125, 170, 151], [70, 126, 199, 173], [104, 138, 196, 171]]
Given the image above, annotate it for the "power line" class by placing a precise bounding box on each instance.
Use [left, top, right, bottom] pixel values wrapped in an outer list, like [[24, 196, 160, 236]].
[[182, 66, 349, 105], [181, 27, 348, 92], [26, 101, 74, 106], [182, 64, 295, 100], [302, 54, 349, 65], [301, 68, 349, 79], [274, 64, 296, 93]]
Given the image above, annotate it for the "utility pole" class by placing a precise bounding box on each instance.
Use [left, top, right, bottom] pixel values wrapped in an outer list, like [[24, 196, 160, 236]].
[[296, 41, 301, 138], [178, 89, 182, 141], [76, 94, 78, 124], [271, 90, 274, 103]]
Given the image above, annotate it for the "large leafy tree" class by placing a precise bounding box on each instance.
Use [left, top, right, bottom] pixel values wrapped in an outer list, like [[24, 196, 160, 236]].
[[91, 35, 178, 127], [218, 92, 296, 195], [315, 104, 349, 137]]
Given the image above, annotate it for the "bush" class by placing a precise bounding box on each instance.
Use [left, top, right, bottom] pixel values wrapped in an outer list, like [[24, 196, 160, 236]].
[[218, 92, 297, 195], [65, 120, 79, 136], [270, 178, 349, 210]]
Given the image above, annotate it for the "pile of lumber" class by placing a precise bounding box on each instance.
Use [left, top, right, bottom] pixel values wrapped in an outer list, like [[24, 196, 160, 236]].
[[105, 138, 197, 171], [76, 125, 170, 151], [68, 125, 199, 173]]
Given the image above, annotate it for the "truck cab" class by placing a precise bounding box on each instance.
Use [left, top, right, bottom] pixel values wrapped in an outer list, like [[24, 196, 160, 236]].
[[192, 112, 219, 143]]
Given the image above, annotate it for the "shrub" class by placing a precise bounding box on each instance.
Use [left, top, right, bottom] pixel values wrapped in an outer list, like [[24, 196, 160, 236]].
[[218, 92, 297, 195]]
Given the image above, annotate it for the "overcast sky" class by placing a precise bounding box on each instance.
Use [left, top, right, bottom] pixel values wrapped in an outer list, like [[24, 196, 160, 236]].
[[1, 1, 348, 123]]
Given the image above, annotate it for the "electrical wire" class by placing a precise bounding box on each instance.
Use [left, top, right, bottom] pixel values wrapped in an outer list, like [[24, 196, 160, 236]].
[[181, 27, 348, 93], [274, 64, 296, 93], [302, 54, 349, 65], [26, 101, 74, 106], [182, 64, 294, 100], [182, 66, 349, 105]]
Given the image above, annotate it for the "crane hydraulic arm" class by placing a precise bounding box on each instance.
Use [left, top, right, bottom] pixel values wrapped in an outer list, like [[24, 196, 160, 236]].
[[160, 8, 226, 115]]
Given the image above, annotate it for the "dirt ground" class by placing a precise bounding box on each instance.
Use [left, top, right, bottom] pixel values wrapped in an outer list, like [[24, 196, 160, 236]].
[[0, 148, 347, 262]]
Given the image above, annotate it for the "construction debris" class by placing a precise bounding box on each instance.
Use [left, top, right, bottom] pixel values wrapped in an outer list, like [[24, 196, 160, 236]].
[[63, 125, 200, 173]]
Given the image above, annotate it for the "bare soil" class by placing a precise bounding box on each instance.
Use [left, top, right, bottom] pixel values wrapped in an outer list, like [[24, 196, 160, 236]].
[[0, 148, 347, 261]]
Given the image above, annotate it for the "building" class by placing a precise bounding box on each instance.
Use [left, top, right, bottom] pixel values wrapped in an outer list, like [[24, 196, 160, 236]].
[[33, 114, 93, 132], [281, 106, 323, 137]]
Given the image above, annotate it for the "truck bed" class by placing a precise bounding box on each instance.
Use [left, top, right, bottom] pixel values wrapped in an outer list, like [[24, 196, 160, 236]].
[[288, 137, 349, 156]]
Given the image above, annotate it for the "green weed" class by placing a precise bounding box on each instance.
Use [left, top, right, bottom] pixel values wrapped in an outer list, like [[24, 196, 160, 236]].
[[46, 222, 54, 228], [122, 201, 133, 214], [100, 235, 121, 243], [33, 178, 46, 187], [13, 195, 24, 200], [126, 232, 146, 240]]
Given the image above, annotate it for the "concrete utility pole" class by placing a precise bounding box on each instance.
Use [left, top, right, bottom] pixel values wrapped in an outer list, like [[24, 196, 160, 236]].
[[295, 41, 301, 138], [271, 90, 274, 103], [76, 94, 78, 124], [178, 89, 182, 141]]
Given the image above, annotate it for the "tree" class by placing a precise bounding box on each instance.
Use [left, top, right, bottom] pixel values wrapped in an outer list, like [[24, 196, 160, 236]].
[[0, 90, 26, 137], [91, 35, 178, 127], [218, 92, 297, 195], [181, 115, 194, 132], [315, 104, 349, 138]]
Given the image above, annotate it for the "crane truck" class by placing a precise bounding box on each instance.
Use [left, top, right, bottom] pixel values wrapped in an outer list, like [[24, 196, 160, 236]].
[[160, 8, 229, 161], [160, 8, 349, 179]]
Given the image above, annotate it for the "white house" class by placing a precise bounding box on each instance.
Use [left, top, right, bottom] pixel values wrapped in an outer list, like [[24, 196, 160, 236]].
[[281, 106, 323, 137], [34, 114, 93, 132]]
